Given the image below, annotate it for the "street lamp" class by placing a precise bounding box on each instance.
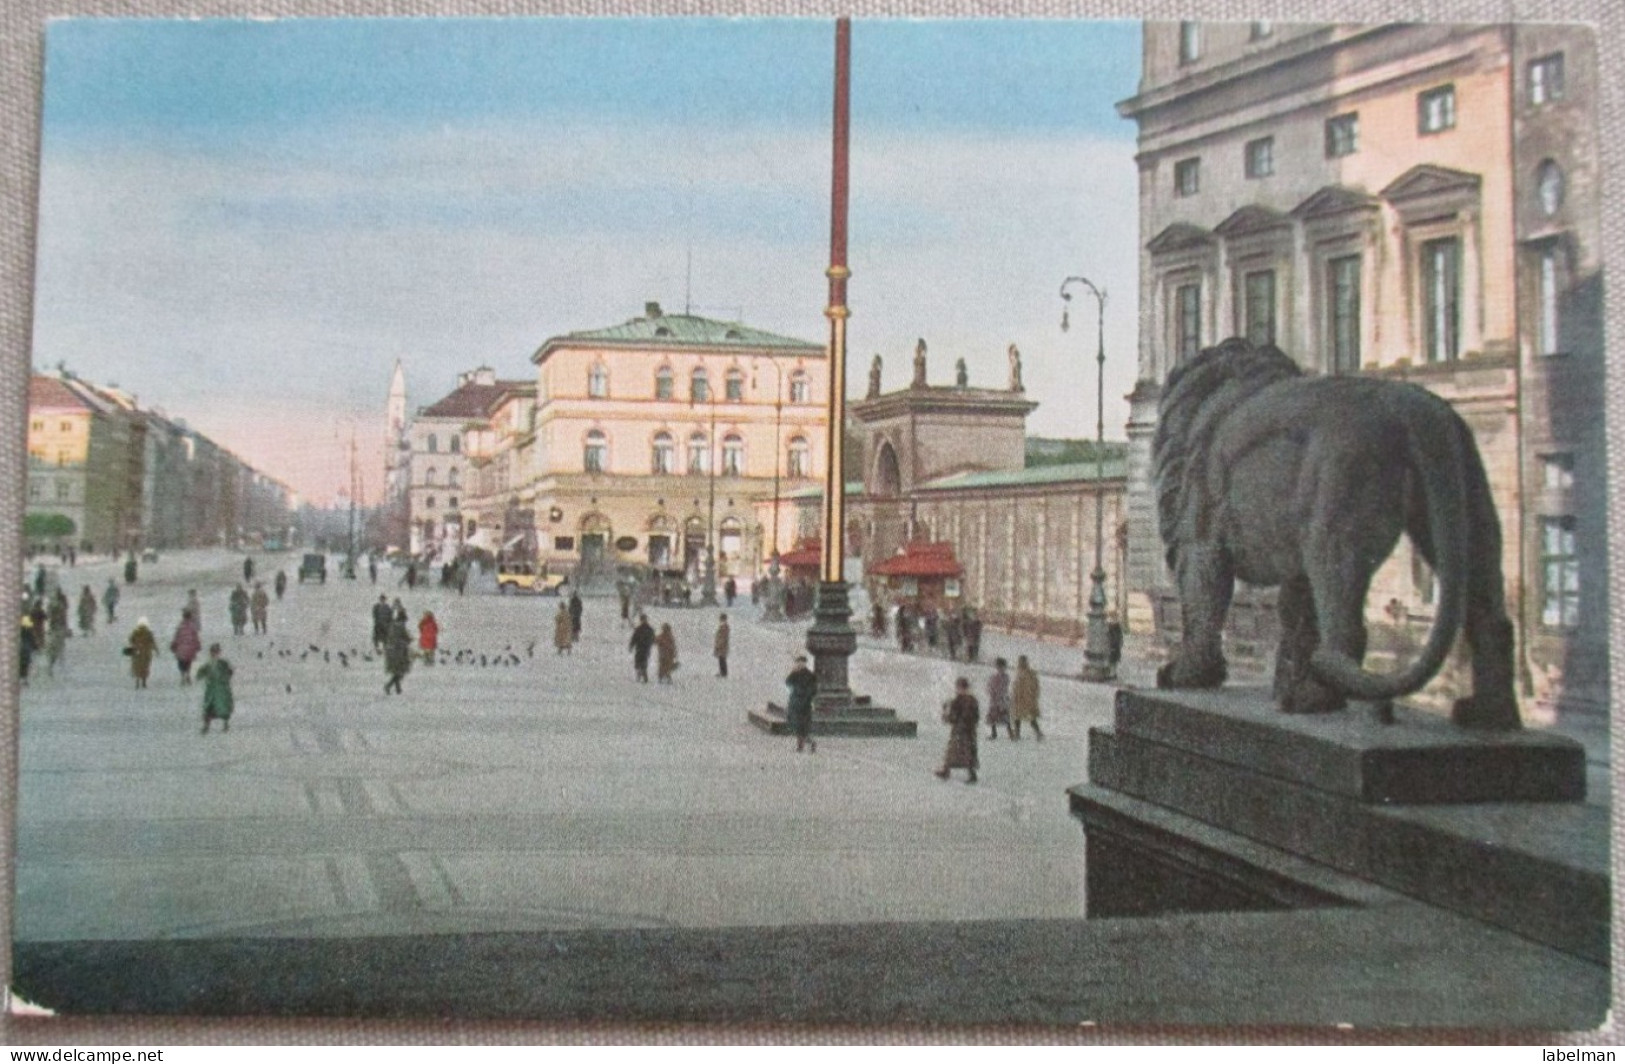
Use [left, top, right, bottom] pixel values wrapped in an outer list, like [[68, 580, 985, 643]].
[[698, 374, 720, 607], [754, 357, 787, 621], [1061, 275, 1115, 683]]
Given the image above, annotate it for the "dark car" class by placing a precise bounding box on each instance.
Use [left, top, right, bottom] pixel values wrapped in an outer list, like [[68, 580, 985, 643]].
[[298, 553, 327, 584]]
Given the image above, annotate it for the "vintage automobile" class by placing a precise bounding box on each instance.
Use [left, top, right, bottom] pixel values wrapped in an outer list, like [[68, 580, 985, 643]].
[[495, 561, 568, 595], [297, 552, 327, 584]]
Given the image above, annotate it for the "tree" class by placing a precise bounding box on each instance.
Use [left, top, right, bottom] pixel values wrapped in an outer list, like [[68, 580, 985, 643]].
[[24, 513, 75, 540]]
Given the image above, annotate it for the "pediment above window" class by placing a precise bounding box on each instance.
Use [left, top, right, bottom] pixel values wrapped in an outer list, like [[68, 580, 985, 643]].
[[1146, 222, 1215, 255], [1213, 204, 1291, 239], [1292, 185, 1381, 221]]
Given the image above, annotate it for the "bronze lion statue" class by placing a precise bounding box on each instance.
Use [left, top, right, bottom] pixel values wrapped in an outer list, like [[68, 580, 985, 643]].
[[1153, 338, 1519, 730]]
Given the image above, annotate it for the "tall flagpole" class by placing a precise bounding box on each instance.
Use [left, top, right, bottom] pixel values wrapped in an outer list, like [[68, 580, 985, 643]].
[[806, 17, 859, 712]]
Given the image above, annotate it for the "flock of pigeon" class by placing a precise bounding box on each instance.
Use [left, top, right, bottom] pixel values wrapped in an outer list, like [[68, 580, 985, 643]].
[[253, 639, 539, 693]]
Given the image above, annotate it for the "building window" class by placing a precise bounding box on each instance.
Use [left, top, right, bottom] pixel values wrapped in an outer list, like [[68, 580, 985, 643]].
[[1418, 85, 1456, 134], [28, 481, 40, 501], [1244, 137, 1275, 179], [787, 436, 810, 477], [1542, 453, 1575, 491], [424, 467, 437, 488], [1529, 53, 1565, 106], [1422, 238, 1461, 363], [1175, 282, 1202, 365], [1540, 515, 1579, 628], [55, 481, 70, 501], [426, 434, 438, 454], [1244, 270, 1277, 347], [30, 420, 41, 432], [789, 371, 809, 404], [1537, 160, 1565, 217], [588, 362, 609, 398], [584, 430, 607, 473], [1178, 21, 1201, 64], [1174, 158, 1200, 198], [688, 431, 710, 475], [448, 497, 458, 511], [555, 536, 575, 552], [691, 368, 710, 403], [655, 366, 674, 400], [1250, 20, 1273, 40], [425, 495, 436, 509], [447, 467, 459, 488], [1325, 113, 1358, 158], [1538, 246, 1562, 356], [449, 435, 461, 454], [1328, 255, 1362, 374], [722, 434, 744, 476], [725, 368, 745, 402], [59, 421, 71, 432], [652, 432, 675, 474]]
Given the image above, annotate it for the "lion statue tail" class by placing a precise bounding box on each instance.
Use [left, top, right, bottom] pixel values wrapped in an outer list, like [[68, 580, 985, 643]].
[[1307, 407, 1469, 702]]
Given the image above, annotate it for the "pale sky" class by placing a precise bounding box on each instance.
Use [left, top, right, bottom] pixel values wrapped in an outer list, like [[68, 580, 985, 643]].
[[33, 18, 1142, 506]]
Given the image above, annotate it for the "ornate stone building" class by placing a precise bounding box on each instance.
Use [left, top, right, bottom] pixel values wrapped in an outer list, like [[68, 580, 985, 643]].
[[526, 303, 827, 582], [406, 368, 533, 559], [1118, 22, 1605, 716]]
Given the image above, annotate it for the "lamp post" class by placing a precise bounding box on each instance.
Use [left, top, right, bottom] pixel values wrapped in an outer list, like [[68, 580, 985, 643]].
[[700, 376, 720, 607], [754, 358, 787, 621], [1061, 275, 1115, 683]]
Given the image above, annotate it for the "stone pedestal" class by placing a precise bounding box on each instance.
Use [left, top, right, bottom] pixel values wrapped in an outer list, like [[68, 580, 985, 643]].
[[1071, 687, 1606, 962], [747, 580, 916, 738]]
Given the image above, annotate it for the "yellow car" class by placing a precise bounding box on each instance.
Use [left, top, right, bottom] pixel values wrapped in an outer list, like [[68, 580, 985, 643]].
[[496, 561, 568, 595]]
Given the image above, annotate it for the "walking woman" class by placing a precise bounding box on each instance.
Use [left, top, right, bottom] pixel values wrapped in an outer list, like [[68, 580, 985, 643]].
[[986, 657, 1014, 740], [1011, 654, 1043, 740], [126, 617, 157, 690], [554, 601, 574, 656], [935, 677, 980, 784], [785, 653, 817, 753], [655, 622, 679, 684], [171, 609, 201, 685], [384, 620, 413, 695], [197, 643, 234, 734], [418, 610, 439, 666]]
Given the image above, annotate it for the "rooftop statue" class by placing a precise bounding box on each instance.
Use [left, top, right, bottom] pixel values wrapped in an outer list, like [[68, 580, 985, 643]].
[[1152, 337, 1519, 730], [954, 357, 968, 388], [1008, 343, 1024, 392], [868, 353, 882, 399], [912, 338, 928, 388]]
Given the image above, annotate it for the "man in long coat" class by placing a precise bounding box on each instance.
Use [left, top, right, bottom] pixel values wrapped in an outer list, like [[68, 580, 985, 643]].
[[568, 591, 584, 642], [102, 579, 120, 623], [126, 618, 157, 689], [935, 677, 980, 783], [629, 614, 655, 682], [384, 620, 413, 694], [371, 595, 393, 652], [785, 653, 817, 753], [228, 584, 250, 636], [554, 602, 574, 655], [655, 623, 679, 684], [77, 585, 97, 636], [250, 583, 270, 635], [198, 643, 234, 733], [1011, 655, 1043, 740], [713, 614, 730, 678]]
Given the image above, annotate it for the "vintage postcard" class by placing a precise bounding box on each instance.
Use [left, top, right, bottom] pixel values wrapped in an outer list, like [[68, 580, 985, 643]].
[[7, 14, 1611, 1034]]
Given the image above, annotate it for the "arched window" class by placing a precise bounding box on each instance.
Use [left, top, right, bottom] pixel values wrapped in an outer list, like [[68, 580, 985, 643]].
[[652, 431, 675, 474], [789, 371, 809, 404], [725, 367, 745, 402], [787, 436, 810, 478], [426, 434, 438, 454], [425, 495, 436, 509], [687, 431, 709, 475], [424, 467, 438, 488], [691, 367, 709, 403], [584, 430, 608, 473], [655, 365, 674, 400], [588, 362, 609, 398], [722, 433, 744, 476], [448, 496, 459, 511], [447, 468, 459, 488], [449, 434, 461, 454]]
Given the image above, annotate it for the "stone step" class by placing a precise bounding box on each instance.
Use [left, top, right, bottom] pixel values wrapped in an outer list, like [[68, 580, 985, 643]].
[[1110, 686, 1585, 804], [1088, 726, 1609, 962], [749, 704, 918, 738]]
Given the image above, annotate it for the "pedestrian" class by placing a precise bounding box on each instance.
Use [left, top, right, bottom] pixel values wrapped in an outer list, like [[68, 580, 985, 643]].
[[713, 614, 730, 678], [369, 556, 378, 585], [243, 556, 255, 583], [568, 590, 584, 642], [371, 595, 392, 652], [986, 657, 1014, 740], [170, 609, 201, 685], [785, 653, 817, 753], [384, 620, 413, 694], [404, 562, 417, 589], [250, 582, 270, 635], [102, 578, 120, 623], [655, 622, 679, 684], [924, 606, 939, 652], [896, 604, 914, 653], [629, 613, 655, 682], [724, 575, 737, 607], [1107, 611, 1125, 670], [274, 570, 287, 601], [554, 601, 574, 656], [964, 608, 983, 662], [123, 553, 138, 585], [456, 562, 468, 596], [617, 576, 633, 627], [32, 565, 46, 600], [228, 584, 250, 636], [1011, 655, 1043, 740], [126, 617, 156, 689], [197, 643, 234, 733], [418, 610, 439, 665], [871, 601, 886, 638], [392, 598, 408, 629], [935, 677, 980, 784], [44, 604, 67, 678], [944, 609, 962, 660], [77, 585, 97, 636], [185, 589, 202, 633], [19, 611, 35, 685]]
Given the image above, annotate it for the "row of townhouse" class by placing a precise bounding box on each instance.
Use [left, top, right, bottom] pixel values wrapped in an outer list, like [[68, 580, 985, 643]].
[[27, 371, 296, 554]]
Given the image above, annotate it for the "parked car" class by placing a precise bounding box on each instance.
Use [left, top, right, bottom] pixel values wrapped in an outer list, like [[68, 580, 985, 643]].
[[495, 561, 568, 595], [298, 552, 327, 584]]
